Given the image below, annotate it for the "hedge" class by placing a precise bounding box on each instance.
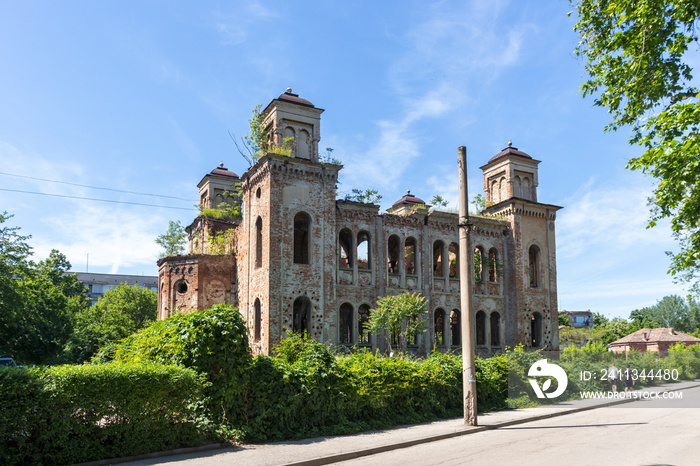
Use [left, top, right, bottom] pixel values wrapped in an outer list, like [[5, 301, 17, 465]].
[[109, 307, 510, 442], [0, 362, 207, 465]]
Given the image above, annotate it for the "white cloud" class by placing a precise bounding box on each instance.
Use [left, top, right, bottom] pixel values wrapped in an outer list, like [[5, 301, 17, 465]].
[[341, 1, 531, 198], [555, 172, 688, 317], [0, 142, 185, 276], [557, 175, 674, 260]]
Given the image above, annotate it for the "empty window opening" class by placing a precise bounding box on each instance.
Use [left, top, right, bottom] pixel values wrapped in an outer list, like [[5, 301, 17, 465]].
[[476, 311, 486, 346], [294, 212, 310, 264], [448, 243, 458, 278], [255, 187, 261, 198], [450, 310, 461, 346], [474, 246, 485, 282], [339, 228, 353, 269], [434, 308, 445, 345], [405, 237, 417, 275], [388, 235, 400, 274], [339, 303, 353, 344], [488, 248, 498, 283], [255, 216, 263, 268], [357, 231, 370, 270], [176, 280, 188, 294], [433, 241, 444, 277], [529, 245, 540, 288], [293, 296, 311, 336], [358, 304, 371, 345], [254, 298, 262, 342], [491, 312, 501, 347]]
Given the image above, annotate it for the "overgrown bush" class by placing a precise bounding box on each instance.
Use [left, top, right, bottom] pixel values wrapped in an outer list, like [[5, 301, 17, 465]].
[[0, 363, 206, 465], [110, 304, 252, 427]]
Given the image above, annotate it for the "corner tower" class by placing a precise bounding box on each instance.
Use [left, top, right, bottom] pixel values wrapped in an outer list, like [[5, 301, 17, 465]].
[[237, 89, 341, 355], [481, 143, 561, 351], [482, 142, 540, 204], [261, 87, 324, 161]]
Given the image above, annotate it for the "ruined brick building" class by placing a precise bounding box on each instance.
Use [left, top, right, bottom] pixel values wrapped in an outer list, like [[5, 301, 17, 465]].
[[157, 89, 562, 356]]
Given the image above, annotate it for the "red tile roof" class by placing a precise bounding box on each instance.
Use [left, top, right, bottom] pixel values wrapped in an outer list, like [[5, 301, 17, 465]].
[[609, 328, 700, 346]]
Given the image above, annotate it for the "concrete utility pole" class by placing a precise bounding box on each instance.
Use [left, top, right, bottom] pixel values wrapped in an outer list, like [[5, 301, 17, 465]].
[[458, 145, 478, 426]]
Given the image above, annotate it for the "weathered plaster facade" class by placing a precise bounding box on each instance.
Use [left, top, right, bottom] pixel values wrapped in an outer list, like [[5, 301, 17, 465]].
[[157, 89, 562, 356]]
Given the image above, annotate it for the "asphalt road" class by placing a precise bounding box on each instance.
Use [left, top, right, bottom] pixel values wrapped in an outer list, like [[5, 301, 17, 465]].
[[336, 388, 700, 466]]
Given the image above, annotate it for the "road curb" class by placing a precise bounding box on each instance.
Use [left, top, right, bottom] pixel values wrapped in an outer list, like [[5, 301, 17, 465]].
[[286, 383, 700, 466], [75, 443, 222, 466]]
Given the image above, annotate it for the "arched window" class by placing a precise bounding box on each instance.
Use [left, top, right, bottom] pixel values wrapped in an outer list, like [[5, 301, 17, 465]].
[[448, 243, 458, 278], [499, 176, 507, 200], [405, 237, 417, 275], [474, 246, 485, 282], [298, 129, 310, 159], [339, 303, 353, 344], [293, 296, 311, 336], [531, 312, 542, 348], [434, 308, 445, 346], [388, 235, 400, 274], [339, 228, 353, 269], [254, 298, 261, 342], [294, 212, 310, 264], [514, 175, 522, 198], [488, 248, 498, 283], [529, 245, 540, 288], [490, 312, 501, 347], [450, 310, 461, 346], [357, 231, 370, 270], [255, 216, 263, 268], [358, 304, 371, 345], [433, 241, 444, 277], [491, 180, 498, 203], [476, 311, 486, 346]]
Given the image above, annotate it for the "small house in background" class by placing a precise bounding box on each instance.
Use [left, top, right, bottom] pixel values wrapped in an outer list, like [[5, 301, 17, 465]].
[[560, 310, 593, 328], [608, 328, 700, 356]]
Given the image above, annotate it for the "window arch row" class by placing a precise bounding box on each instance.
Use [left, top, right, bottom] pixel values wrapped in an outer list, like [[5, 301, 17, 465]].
[[338, 227, 372, 270]]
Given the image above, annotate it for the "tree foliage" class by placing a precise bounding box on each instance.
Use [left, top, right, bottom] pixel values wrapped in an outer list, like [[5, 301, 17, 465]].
[[67, 283, 157, 363], [430, 195, 449, 209], [368, 292, 428, 354], [0, 215, 87, 364], [344, 188, 382, 204], [155, 220, 187, 258], [571, 0, 700, 291]]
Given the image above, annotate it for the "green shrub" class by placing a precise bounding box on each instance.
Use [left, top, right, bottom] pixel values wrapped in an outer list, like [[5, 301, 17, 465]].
[[111, 305, 252, 425], [0, 363, 207, 465]]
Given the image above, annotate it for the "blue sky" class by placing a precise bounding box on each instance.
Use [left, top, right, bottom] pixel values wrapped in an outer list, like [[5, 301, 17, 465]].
[[0, 1, 690, 319]]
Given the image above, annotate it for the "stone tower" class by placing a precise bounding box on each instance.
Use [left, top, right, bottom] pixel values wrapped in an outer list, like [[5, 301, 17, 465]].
[[480, 143, 561, 349], [237, 89, 341, 355]]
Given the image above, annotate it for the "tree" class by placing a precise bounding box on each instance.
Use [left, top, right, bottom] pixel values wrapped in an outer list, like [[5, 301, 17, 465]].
[[344, 188, 382, 205], [67, 283, 157, 362], [368, 291, 428, 354], [155, 220, 187, 258], [571, 0, 700, 292], [558, 312, 571, 326], [0, 214, 85, 364], [592, 311, 609, 328], [629, 294, 700, 332], [430, 195, 449, 209]]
